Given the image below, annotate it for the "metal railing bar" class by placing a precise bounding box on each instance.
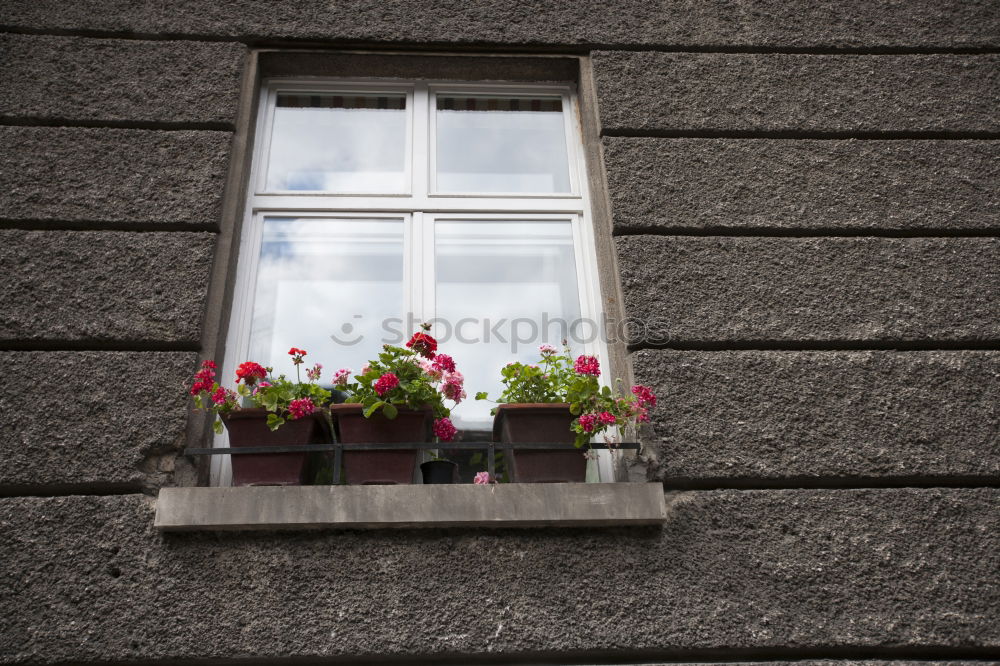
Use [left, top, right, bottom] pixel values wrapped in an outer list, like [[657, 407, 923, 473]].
[[184, 442, 640, 455]]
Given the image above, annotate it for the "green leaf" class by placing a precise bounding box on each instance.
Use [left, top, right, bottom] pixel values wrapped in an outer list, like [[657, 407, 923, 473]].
[[474, 391, 489, 401], [363, 401, 384, 418], [213, 419, 223, 435], [382, 402, 398, 419], [266, 413, 285, 431]]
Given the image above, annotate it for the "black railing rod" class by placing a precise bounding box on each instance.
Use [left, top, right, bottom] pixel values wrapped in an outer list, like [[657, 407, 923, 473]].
[[185, 442, 640, 456]]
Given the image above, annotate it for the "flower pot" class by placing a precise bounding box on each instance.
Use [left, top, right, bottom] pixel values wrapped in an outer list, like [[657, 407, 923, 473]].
[[420, 460, 458, 484], [493, 403, 586, 483], [330, 404, 431, 485], [222, 408, 331, 487]]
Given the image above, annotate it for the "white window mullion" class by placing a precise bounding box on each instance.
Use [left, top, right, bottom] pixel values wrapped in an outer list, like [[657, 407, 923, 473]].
[[412, 84, 431, 200], [408, 211, 425, 327], [422, 212, 437, 334]]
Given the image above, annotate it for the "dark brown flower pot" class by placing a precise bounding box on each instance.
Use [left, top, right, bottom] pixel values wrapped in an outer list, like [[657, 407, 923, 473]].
[[330, 404, 431, 485], [222, 408, 331, 487], [493, 403, 587, 483], [421, 460, 458, 484]]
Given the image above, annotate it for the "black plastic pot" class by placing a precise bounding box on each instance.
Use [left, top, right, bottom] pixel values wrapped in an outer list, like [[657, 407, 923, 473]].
[[421, 460, 458, 484]]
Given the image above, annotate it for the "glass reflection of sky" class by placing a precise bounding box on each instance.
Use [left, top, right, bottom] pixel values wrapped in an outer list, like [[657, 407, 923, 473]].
[[435, 221, 582, 428], [436, 99, 571, 194], [265, 101, 406, 193], [249, 217, 404, 380]]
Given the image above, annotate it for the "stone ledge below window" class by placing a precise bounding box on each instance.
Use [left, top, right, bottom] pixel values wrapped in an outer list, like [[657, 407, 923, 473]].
[[154, 483, 666, 531]]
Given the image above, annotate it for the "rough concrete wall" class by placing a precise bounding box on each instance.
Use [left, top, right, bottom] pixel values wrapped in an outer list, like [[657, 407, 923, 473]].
[[1, 3, 998, 666]]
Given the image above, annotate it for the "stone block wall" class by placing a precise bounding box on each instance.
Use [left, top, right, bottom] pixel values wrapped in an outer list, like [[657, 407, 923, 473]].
[[1, 2, 997, 664]]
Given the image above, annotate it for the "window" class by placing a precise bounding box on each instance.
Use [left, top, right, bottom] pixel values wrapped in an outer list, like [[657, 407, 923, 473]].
[[215, 77, 612, 485]]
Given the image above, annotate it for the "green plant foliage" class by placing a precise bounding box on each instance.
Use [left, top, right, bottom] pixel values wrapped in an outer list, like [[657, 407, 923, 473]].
[[476, 345, 656, 449]]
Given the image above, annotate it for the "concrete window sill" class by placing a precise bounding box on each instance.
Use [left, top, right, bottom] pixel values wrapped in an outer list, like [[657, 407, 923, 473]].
[[154, 483, 666, 531]]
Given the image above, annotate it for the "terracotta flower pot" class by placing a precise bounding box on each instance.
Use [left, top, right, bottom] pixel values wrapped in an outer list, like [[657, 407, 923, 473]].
[[330, 404, 431, 485], [222, 408, 331, 486], [493, 403, 587, 483]]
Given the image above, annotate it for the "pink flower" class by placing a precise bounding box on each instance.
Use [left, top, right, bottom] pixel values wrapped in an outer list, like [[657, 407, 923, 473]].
[[252, 380, 271, 395], [288, 398, 315, 420], [420, 359, 442, 381], [440, 371, 466, 404], [201, 360, 217, 370], [210, 386, 228, 405], [631, 384, 657, 408], [636, 407, 650, 423], [539, 344, 557, 355], [190, 365, 216, 395], [432, 354, 456, 373], [433, 417, 457, 442], [598, 411, 617, 425], [374, 372, 399, 396], [332, 368, 352, 387], [578, 413, 599, 433], [474, 471, 492, 485], [360, 365, 370, 376], [574, 355, 600, 376], [305, 363, 323, 382]]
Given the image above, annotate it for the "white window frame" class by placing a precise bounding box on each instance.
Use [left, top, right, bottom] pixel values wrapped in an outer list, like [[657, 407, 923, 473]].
[[215, 77, 616, 486]]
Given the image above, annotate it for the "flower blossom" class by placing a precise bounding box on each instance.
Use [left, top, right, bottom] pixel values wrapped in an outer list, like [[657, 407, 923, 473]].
[[631, 384, 657, 408], [288, 398, 315, 420], [432, 353, 456, 374], [440, 371, 466, 404], [210, 386, 229, 405], [577, 413, 599, 433], [598, 411, 617, 425], [305, 363, 323, 382], [474, 471, 492, 485], [332, 368, 352, 387], [190, 361, 217, 395], [406, 331, 438, 359], [419, 359, 442, 381], [235, 361, 268, 385], [288, 347, 307, 365], [433, 417, 457, 442], [574, 355, 600, 376], [539, 344, 557, 355], [374, 372, 399, 396]]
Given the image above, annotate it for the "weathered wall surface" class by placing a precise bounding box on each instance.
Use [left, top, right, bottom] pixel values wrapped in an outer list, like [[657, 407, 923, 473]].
[[0, 1, 997, 664], [2, 490, 998, 662]]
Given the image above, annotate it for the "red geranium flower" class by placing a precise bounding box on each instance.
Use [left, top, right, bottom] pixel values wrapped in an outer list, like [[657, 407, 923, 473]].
[[235, 361, 268, 385], [406, 332, 438, 359], [573, 355, 601, 377], [288, 347, 307, 365], [433, 417, 457, 442], [374, 372, 400, 396], [287, 398, 316, 420]]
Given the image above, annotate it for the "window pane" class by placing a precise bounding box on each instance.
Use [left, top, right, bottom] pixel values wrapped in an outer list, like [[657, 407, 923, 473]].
[[264, 93, 407, 193], [435, 220, 583, 429], [435, 96, 571, 194], [248, 217, 404, 379]]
